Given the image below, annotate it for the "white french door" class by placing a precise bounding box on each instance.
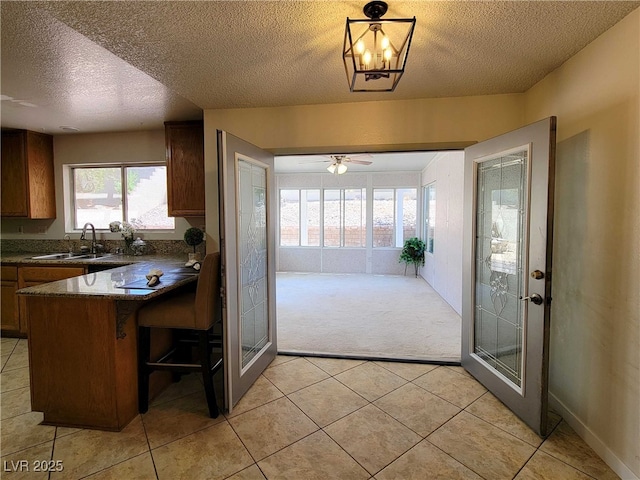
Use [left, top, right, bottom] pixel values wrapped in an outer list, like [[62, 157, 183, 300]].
[[462, 117, 556, 436], [217, 130, 277, 412]]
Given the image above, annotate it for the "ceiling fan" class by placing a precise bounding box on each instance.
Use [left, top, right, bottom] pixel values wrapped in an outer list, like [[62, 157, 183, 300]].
[[324, 154, 373, 174]]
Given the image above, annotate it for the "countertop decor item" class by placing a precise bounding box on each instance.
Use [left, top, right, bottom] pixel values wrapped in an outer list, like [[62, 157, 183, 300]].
[[184, 227, 204, 266], [145, 268, 163, 286], [131, 237, 147, 256], [184, 227, 204, 253], [110, 220, 137, 253]]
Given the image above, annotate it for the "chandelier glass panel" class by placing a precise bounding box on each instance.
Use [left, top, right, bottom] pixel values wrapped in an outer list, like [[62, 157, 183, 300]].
[[343, 1, 416, 92]]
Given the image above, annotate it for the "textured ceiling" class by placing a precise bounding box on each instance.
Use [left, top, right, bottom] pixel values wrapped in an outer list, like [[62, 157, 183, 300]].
[[1, 1, 639, 135]]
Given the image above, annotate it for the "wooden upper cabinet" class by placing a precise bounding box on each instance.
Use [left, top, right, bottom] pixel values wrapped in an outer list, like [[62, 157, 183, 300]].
[[165, 121, 205, 216], [1, 129, 56, 218]]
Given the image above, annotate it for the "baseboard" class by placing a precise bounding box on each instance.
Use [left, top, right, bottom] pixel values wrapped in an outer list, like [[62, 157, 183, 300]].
[[549, 392, 639, 480]]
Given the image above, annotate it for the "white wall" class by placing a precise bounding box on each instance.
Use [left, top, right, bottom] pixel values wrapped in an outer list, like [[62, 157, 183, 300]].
[[0, 130, 198, 242], [524, 8, 639, 479], [421, 152, 464, 315]]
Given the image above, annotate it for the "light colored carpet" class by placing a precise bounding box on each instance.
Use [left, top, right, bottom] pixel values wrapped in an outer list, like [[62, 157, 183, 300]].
[[276, 272, 461, 362]]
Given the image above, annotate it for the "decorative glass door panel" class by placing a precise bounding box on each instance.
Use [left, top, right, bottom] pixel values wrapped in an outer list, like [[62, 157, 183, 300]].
[[218, 130, 277, 413], [474, 149, 528, 390], [236, 158, 269, 369], [462, 117, 556, 436]]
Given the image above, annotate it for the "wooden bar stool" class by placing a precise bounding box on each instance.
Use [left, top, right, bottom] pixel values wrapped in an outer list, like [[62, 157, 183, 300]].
[[137, 252, 222, 418]]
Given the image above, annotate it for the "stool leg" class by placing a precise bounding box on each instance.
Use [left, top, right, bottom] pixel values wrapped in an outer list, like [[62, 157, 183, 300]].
[[199, 329, 219, 418], [138, 326, 151, 414], [172, 330, 186, 382]]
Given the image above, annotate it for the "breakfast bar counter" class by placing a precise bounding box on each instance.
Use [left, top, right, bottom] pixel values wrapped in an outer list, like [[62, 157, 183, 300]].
[[16, 257, 200, 431]]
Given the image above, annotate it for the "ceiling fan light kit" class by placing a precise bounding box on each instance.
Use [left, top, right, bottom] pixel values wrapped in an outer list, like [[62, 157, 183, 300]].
[[327, 162, 348, 175], [325, 154, 372, 174], [343, 1, 416, 92]]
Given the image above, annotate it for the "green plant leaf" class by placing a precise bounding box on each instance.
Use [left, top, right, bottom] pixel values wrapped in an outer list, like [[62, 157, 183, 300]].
[[399, 237, 426, 267], [184, 227, 204, 250]]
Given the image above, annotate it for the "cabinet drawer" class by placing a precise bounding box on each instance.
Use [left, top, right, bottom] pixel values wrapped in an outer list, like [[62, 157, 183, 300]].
[[19, 266, 86, 283], [1, 266, 18, 281]]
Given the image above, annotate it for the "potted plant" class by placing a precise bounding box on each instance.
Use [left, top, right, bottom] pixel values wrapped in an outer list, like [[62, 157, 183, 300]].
[[184, 227, 204, 264], [399, 237, 426, 277]]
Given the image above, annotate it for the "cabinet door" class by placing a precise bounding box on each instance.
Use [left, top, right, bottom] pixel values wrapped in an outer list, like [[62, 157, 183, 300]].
[[165, 121, 205, 216], [25, 131, 56, 219], [1, 281, 20, 332], [0, 130, 55, 219], [1, 266, 20, 333], [0, 131, 29, 216]]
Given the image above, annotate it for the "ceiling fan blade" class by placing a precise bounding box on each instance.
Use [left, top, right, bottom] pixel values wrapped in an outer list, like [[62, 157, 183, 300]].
[[347, 159, 373, 165]]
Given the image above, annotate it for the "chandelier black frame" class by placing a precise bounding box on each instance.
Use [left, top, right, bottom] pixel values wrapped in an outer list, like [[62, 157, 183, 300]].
[[343, 1, 416, 92]]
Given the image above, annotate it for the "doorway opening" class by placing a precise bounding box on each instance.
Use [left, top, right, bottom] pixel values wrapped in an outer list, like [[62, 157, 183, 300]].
[[274, 151, 464, 363]]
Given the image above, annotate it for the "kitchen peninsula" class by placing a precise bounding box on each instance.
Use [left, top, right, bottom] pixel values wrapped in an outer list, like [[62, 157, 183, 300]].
[[15, 256, 199, 431]]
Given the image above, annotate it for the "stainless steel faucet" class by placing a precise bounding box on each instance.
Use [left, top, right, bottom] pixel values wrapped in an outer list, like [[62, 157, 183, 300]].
[[80, 222, 97, 253]]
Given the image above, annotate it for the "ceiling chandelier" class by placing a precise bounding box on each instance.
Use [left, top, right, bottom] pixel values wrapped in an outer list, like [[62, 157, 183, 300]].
[[343, 1, 416, 92]]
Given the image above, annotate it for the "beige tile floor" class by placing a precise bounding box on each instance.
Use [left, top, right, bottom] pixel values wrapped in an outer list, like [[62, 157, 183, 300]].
[[1, 338, 619, 480]]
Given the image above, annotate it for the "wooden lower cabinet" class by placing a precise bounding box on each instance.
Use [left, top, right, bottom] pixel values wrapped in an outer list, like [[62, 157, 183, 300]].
[[15, 265, 86, 336], [1, 266, 20, 333], [26, 296, 139, 430]]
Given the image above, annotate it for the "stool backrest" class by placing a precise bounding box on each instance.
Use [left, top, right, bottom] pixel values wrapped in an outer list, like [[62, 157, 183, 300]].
[[194, 252, 221, 330]]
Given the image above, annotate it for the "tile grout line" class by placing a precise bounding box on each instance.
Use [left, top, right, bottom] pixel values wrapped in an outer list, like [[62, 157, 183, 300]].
[[0, 339, 19, 373], [140, 413, 161, 480]]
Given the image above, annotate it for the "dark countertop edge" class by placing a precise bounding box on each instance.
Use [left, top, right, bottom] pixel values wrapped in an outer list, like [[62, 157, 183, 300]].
[[1, 253, 186, 266], [16, 276, 197, 301]]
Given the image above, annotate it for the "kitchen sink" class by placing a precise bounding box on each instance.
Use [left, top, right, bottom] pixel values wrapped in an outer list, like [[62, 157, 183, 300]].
[[79, 253, 114, 260], [29, 253, 114, 260], [30, 253, 87, 260]]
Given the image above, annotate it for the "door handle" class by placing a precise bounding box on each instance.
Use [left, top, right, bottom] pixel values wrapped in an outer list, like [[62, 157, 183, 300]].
[[520, 293, 544, 305]]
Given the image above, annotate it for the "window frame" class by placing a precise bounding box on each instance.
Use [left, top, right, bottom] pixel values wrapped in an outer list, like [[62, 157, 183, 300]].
[[372, 187, 417, 249], [278, 188, 321, 247], [423, 182, 436, 255], [279, 186, 419, 250], [68, 162, 174, 232], [323, 187, 366, 248]]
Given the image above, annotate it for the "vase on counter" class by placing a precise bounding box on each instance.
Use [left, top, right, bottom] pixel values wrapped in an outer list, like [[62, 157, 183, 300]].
[[131, 237, 147, 256], [123, 235, 134, 254]]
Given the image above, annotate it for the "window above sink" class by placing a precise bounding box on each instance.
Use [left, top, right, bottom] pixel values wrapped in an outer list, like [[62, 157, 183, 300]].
[[65, 163, 175, 232]]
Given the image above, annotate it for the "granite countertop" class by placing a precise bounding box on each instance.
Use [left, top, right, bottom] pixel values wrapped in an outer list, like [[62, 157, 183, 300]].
[[11, 254, 200, 301], [1, 252, 182, 266]]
